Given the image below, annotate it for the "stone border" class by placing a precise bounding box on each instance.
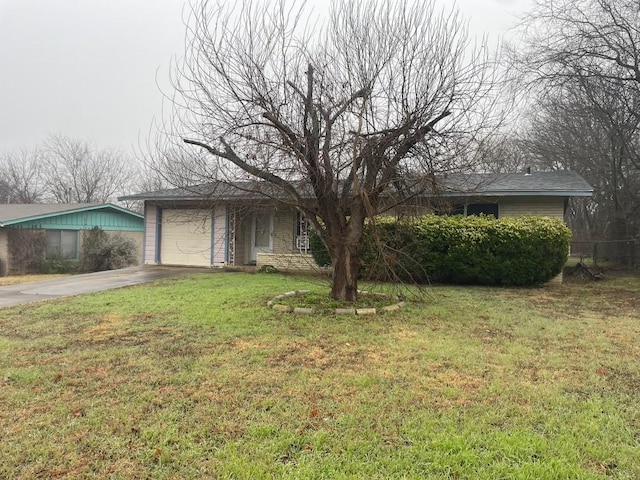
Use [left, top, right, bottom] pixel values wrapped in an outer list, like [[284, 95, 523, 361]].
[[267, 289, 405, 315]]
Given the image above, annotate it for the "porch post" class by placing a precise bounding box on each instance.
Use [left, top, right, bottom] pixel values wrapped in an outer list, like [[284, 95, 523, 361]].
[[226, 207, 236, 266]]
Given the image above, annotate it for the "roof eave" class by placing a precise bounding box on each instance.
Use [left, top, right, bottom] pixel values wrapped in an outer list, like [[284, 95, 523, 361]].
[[1, 203, 142, 226], [441, 190, 593, 197]]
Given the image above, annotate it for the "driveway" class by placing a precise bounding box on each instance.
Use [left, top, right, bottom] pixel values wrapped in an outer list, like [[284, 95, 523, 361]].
[[0, 266, 211, 309]]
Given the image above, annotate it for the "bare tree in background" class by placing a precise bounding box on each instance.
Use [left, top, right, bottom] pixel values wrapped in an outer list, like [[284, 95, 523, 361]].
[[141, 145, 215, 191], [158, 0, 501, 301], [475, 135, 532, 174], [515, 0, 640, 98], [43, 135, 136, 203], [0, 148, 45, 203], [523, 79, 640, 239], [511, 0, 640, 239]]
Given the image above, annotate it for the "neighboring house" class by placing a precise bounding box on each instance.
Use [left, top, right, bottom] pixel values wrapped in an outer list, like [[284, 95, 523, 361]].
[[119, 171, 593, 272], [0, 203, 144, 275]]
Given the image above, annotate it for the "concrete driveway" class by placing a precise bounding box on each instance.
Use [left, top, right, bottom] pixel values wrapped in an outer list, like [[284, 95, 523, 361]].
[[0, 266, 211, 309]]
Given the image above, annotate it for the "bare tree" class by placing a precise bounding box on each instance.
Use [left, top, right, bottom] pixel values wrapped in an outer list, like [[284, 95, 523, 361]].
[[159, 0, 501, 301], [474, 134, 533, 174], [0, 147, 45, 203], [511, 0, 640, 240], [43, 135, 136, 203], [514, 0, 640, 92], [142, 144, 216, 191], [521, 80, 640, 240]]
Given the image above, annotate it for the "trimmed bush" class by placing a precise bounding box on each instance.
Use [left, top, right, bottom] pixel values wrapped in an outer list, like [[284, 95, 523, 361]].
[[79, 227, 138, 272], [310, 215, 572, 286]]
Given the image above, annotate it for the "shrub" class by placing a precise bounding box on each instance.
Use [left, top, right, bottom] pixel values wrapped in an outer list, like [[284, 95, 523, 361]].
[[7, 229, 47, 275], [79, 227, 138, 272], [310, 215, 572, 286], [309, 229, 332, 267], [41, 254, 78, 274]]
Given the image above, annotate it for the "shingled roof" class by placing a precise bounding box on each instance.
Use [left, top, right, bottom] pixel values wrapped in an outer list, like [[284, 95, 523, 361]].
[[439, 171, 593, 197], [119, 171, 593, 202]]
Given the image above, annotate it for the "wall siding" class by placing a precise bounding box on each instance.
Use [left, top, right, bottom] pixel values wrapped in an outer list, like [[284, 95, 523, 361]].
[[499, 198, 565, 219], [144, 203, 158, 265]]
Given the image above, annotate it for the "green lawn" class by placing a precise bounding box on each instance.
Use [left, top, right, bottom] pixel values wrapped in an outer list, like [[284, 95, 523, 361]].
[[1, 272, 639, 479]]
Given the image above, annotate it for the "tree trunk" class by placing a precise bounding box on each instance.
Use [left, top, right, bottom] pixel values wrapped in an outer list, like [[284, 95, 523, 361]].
[[329, 241, 361, 302], [323, 207, 366, 302]]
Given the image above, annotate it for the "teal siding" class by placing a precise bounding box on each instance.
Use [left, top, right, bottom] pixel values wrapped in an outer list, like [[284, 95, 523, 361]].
[[16, 210, 143, 231]]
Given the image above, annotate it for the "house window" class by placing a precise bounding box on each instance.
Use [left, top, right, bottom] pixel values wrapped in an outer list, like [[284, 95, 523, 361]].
[[295, 211, 310, 252], [436, 203, 499, 218], [466, 203, 499, 218], [46, 230, 79, 259]]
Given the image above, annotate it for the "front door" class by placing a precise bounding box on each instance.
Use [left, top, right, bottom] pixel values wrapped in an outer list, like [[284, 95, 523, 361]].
[[251, 212, 273, 263]]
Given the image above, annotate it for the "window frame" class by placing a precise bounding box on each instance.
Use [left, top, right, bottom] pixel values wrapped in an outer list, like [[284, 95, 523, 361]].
[[45, 229, 80, 260], [436, 202, 499, 218]]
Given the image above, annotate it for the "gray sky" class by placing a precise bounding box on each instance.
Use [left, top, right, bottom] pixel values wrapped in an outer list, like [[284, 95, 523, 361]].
[[0, 0, 532, 156]]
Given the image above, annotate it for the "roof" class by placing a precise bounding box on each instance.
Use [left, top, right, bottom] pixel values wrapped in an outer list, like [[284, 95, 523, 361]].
[[119, 171, 593, 202], [439, 171, 593, 197], [119, 182, 265, 202], [0, 203, 143, 227]]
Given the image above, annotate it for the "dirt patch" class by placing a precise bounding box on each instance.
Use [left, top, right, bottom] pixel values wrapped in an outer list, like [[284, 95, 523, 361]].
[[267, 340, 387, 371], [472, 324, 515, 342], [82, 313, 129, 342], [0, 274, 70, 286]]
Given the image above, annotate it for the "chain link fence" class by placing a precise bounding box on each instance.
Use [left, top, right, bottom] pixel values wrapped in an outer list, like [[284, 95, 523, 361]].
[[570, 240, 639, 269]]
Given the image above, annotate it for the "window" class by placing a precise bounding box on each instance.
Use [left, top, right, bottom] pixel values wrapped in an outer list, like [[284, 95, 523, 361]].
[[466, 203, 499, 218], [295, 211, 310, 252], [436, 203, 499, 218], [46, 230, 79, 259]]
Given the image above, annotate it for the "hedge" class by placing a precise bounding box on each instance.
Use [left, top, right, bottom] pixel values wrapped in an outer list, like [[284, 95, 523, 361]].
[[310, 215, 571, 286]]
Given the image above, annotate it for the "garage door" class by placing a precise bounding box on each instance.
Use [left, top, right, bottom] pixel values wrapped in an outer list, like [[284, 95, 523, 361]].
[[160, 209, 212, 266]]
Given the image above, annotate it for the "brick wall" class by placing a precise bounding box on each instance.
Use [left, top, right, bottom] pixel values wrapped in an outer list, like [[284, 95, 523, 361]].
[[0, 230, 8, 276], [256, 252, 319, 272]]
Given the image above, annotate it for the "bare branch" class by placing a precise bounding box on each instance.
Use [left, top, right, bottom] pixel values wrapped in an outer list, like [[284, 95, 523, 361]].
[[147, 0, 503, 300]]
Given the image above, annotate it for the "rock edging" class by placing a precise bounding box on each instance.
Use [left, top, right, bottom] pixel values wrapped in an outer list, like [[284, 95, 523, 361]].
[[267, 290, 405, 315]]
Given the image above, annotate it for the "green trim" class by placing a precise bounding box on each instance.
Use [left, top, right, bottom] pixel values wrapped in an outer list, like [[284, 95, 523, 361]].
[[1, 203, 143, 227], [15, 223, 144, 232]]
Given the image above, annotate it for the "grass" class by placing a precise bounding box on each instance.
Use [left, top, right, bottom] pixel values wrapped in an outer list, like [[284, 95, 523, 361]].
[[0, 271, 639, 479], [0, 273, 70, 286]]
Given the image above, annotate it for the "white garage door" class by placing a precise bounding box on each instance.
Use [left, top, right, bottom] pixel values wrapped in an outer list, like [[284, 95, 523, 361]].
[[160, 209, 212, 266]]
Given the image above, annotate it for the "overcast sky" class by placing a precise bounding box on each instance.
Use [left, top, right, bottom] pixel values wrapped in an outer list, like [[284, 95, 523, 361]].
[[0, 0, 533, 156]]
